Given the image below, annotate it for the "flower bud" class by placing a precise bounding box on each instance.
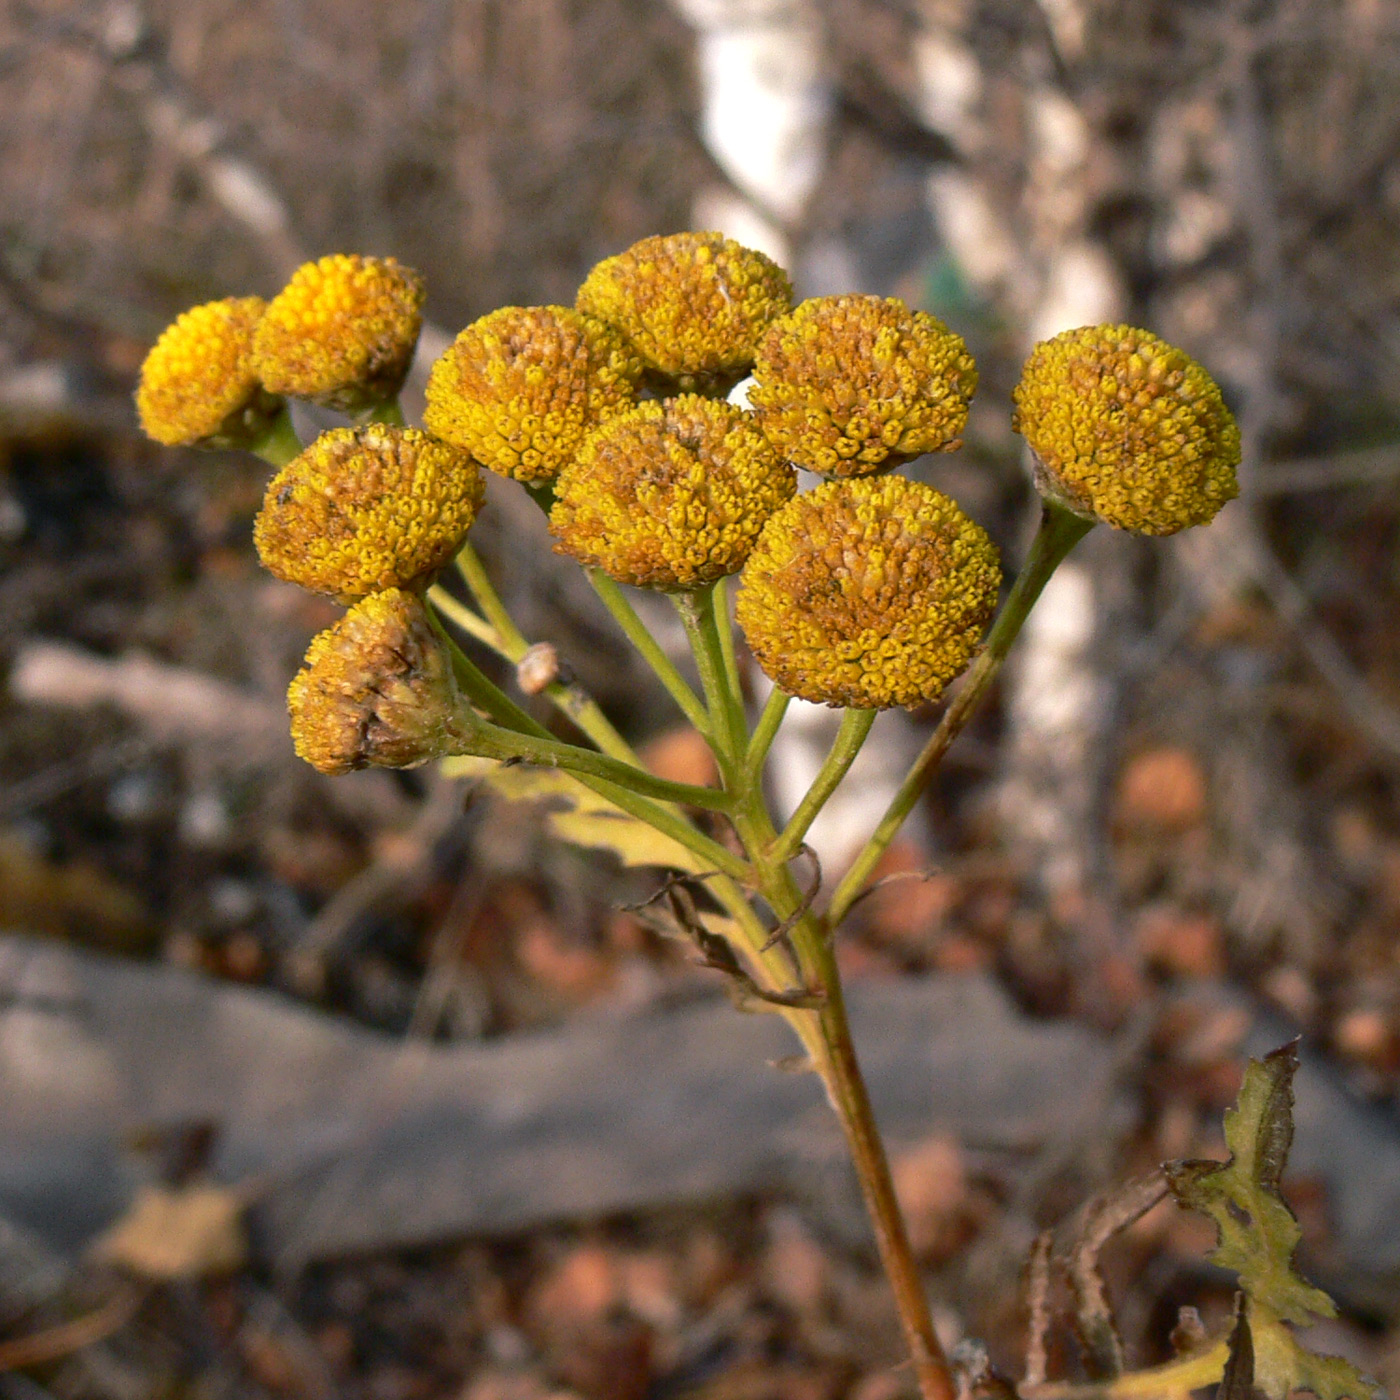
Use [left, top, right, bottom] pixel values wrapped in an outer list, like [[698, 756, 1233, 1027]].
[[252, 254, 425, 412], [288, 589, 466, 774], [136, 297, 282, 448], [737, 475, 1000, 710], [575, 231, 792, 393], [254, 424, 483, 602], [423, 306, 642, 483], [550, 395, 796, 590], [1011, 324, 1240, 535], [749, 295, 977, 477]]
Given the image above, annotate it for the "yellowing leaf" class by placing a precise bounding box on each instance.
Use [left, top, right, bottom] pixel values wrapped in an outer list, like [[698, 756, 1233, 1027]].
[[442, 755, 710, 873], [91, 1183, 246, 1281], [1251, 1306, 1378, 1400], [1165, 1044, 1381, 1400], [1166, 1044, 1332, 1326]]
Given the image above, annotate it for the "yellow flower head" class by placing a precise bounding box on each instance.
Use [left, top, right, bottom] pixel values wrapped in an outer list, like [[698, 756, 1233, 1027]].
[[749, 296, 978, 477], [288, 589, 463, 775], [423, 305, 643, 483], [254, 424, 483, 603], [550, 395, 796, 590], [1011, 324, 1240, 535], [575, 231, 792, 393], [737, 475, 1000, 710], [136, 297, 278, 447], [252, 254, 425, 412]]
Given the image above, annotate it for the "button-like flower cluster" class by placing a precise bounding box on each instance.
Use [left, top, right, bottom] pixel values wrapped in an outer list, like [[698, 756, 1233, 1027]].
[[136, 297, 278, 448], [550, 395, 795, 590], [424, 306, 643, 483], [749, 295, 977, 477], [138, 232, 1240, 771], [1012, 324, 1239, 535], [737, 476, 1001, 710], [288, 589, 463, 775], [576, 231, 792, 393], [254, 424, 483, 603], [253, 254, 425, 413]]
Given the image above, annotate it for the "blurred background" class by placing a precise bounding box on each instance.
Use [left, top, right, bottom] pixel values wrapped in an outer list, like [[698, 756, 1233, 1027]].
[[3, 0, 1400, 1396]]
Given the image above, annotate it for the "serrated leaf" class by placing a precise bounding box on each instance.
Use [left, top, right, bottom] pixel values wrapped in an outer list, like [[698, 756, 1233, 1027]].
[[1251, 1305, 1379, 1400], [442, 755, 709, 873], [1163, 1044, 1383, 1400], [1165, 1044, 1334, 1326]]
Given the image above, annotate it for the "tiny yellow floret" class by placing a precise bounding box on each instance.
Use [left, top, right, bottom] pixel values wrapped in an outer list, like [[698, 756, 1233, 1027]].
[[1012, 324, 1240, 535], [136, 297, 274, 447], [252, 254, 425, 412], [550, 395, 796, 590], [288, 589, 462, 775], [423, 306, 642, 483], [575, 231, 792, 393], [737, 476, 1000, 710], [254, 424, 483, 602], [749, 295, 978, 477]]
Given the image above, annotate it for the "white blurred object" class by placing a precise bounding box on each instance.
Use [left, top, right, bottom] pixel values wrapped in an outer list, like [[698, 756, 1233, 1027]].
[[996, 561, 1101, 897], [671, 0, 828, 271]]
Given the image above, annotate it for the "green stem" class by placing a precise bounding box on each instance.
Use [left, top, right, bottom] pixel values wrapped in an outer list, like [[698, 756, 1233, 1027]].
[[459, 712, 735, 813], [724, 776, 957, 1400], [250, 408, 302, 467], [365, 398, 407, 426], [455, 543, 519, 644], [804, 935, 958, 1400], [429, 585, 770, 976], [744, 687, 791, 783], [675, 585, 747, 777], [713, 577, 744, 703], [435, 568, 638, 767], [432, 619, 749, 881], [588, 570, 711, 736], [827, 502, 1094, 927], [426, 585, 500, 650], [771, 708, 877, 863]]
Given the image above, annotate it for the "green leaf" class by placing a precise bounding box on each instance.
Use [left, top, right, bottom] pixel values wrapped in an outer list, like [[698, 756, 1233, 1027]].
[[1251, 1308, 1377, 1400], [1166, 1044, 1382, 1400], [1165, 1044, 1333, 1326], [442, 755, 710, 873]]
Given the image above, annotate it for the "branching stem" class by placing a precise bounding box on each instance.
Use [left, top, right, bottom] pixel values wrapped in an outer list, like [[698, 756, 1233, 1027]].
[[771, 707, 877, 863], [250, 407, 303, 467], [588, 570, 711, 736], [828, 502, 1093, 927]]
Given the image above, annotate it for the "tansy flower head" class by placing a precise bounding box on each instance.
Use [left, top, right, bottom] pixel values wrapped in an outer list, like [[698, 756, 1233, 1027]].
[[254, 424, 483, 603], [423, 306, 643, 484], [1012, 324, 1240, 535], [749, 295, 977, 477], [549, 395, 796, 590], [737, 475, 1000, 710], [252, 254, 425, 412], [136, 297, 279, 447], [288, 589, 466, 775], [575, 231, 792, 393]]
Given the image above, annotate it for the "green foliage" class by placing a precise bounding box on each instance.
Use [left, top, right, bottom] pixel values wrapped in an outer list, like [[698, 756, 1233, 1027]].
[[1165, 1045, 1379, 1400]]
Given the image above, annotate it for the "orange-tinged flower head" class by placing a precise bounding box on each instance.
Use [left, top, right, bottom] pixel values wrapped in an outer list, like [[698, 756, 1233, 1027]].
[[575, 231, 792, 393], [252, 254, 425, 412], [254, 424, 483, 602], [737, 475, 1000, 709], [1012, 324, 1240, 535], [749, 295, 977, 476], [136, 297, 279, 447], [550, 395, 796, 590], [288, 589, 464, 775], [423, 306, 643, 483]]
